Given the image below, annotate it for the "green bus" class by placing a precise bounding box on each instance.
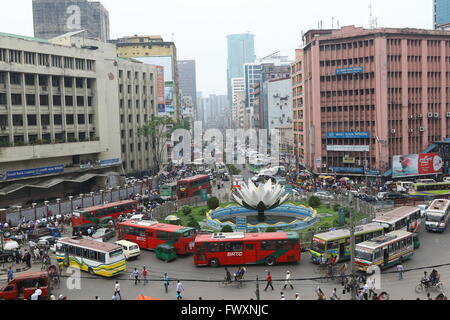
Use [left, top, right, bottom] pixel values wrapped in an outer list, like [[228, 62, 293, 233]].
[[160, 183, 177, 200], [409, 182, 450, 197], [310, 223, 385, 264]]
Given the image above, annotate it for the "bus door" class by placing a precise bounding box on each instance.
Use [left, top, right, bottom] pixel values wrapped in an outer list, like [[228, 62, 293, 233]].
[[244, 242, 257, 264], [383, 246, 389, 268], [339, 242, 346, 260], [196, 245, 207, 265], [146, 231, 156, 250]]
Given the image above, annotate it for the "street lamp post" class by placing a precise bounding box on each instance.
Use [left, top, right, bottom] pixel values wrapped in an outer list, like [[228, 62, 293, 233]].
[[69, 196, 74, 212], [17, 206, 22, 222], [108, 188, 113, 202], [255, 276, 260, 301], [57, 199, 61, 216], [44, 201, 49, 219], [100, 190, 104, 204], [32, 203, 37, 221], [90, 192, 95, 206], [350, 207, 356, 300]]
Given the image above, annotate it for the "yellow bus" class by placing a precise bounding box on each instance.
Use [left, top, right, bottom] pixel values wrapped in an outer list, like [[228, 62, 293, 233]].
[[56, 237, 126, 277]]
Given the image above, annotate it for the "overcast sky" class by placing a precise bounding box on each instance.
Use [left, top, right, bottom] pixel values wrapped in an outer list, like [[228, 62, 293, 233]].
[[0, 0, 433, 96]]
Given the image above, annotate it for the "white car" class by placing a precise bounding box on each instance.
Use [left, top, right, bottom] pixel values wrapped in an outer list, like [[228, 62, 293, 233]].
[[313, 192, 335, 201], [115, 240, 140, 260]]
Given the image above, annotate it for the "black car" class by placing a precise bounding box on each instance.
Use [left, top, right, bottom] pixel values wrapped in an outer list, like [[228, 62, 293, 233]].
[[360, 194, 378, 203], [92, 228, 116, 242], [0, 250, 15, 263], [384, 193, 408, 200]]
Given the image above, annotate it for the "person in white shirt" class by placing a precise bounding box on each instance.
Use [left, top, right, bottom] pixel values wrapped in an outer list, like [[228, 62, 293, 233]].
[[295, 293, 300, 300], [280, 292, 286, 300], [176, 280, 185, 299], [362, 282, 369, 300], [114, 281, 122, 300], [30, 289, 42, 301], [283, 271, 294, 290]]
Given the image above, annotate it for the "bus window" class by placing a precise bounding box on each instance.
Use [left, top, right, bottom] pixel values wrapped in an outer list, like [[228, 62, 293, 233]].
[[89, 250, 97, 261], [232, 242, 243, 251], [98, 252, 106, 263], [246, 244, 255, 250], [355, 235, 363, 244], [373, 231, 382, 238], [328, 241, 338, 249]]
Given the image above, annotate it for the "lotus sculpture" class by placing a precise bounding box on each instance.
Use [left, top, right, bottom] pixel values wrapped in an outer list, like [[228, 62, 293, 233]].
[[232, 179, 290, 222]]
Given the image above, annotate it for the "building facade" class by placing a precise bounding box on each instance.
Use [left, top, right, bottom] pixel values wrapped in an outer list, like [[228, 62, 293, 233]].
[[0, 33, 160, 206], [291, 49, 305, 166], [231, 77, 245, 128], [227, 34, 256, 103], [300, 26, 450, 176], [178, 60, 197, 120], [113, 35, 180, 120], [32, 0, 110, 42], [434, 0, 450, 29]]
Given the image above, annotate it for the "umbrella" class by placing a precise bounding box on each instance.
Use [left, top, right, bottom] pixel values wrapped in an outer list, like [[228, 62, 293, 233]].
[[136, 295, 161, 301], [339, 178, 350, 183]]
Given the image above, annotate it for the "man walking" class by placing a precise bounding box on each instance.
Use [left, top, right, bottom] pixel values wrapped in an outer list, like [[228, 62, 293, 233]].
[[163, 273, 170, 293], [114, 281, 122, 300], [142, 267, 148, 285], [397, 262, 404, 280], [264, 271, 274, 291], [7, 267, 14, 282], [176, 280, 184, 300], [283, 271, 294, 290], [132, 268, 140, 285]]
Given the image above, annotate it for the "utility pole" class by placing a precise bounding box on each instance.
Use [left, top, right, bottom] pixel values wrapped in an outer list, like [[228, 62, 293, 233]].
[[349, 208, 356, 300], [255, 276, 260, 300]]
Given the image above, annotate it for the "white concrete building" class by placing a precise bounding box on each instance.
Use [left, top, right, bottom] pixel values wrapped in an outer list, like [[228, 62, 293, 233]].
[[0, 32, 159, 206], [231, 77, 245, 128]]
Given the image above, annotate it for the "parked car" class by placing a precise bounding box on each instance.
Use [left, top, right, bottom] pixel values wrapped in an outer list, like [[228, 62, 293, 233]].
[[91, 228, 116, 242], [313, 191, 335, 201], [377, 192, 388, 200], [384, 192, 409, 201], [0, 250, 15, 264], [359, 194, 377, 203]]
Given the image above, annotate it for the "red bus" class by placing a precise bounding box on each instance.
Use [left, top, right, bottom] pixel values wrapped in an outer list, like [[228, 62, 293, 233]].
[[72, 200, 139, 227], [193, 232, 301, 267], [177, 175, 211, 200], [117, 220, 197, 255]]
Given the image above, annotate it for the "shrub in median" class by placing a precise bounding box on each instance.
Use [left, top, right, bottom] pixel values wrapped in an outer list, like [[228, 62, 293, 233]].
[[308, 196, 321, 208]]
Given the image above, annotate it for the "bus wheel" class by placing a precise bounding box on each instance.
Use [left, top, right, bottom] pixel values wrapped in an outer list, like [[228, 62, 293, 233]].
[[88, 267, 95, 275], [265, 256, 275, 267], [209, 259, 220, 268]]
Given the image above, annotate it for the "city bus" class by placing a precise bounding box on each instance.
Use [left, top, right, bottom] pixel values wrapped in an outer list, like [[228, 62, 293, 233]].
[[425, 199, 450, 233], [193, 232, 301, 267], [372, 206, 422, 233], [354, 231, 415, 271], [177, 175, 211, 200], [118, 220, 197, 255], [231, 175, 244, 190], [159, 182, 178, 200], [408, 182, 450, 197], [55, 237, 126, 277], [72, 200, 139, 228], [309, 224, 384, 264]]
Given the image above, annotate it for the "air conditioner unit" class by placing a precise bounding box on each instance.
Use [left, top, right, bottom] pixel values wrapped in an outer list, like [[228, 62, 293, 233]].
[[419, 127, 425, 132], [434, 113, 439, 118], [446, 112, 450, 118], [391, 129, 396, 134], [428, 112, 434, 118], [418, 114, 423, 118], [408, 129, 414, 133]]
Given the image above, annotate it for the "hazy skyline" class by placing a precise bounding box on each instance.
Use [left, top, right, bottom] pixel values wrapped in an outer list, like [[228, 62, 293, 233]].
[[0, 0, 433, 96]]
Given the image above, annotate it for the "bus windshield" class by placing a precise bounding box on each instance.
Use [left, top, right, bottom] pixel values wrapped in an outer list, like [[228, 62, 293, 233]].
[[355, 248, 373, 261], [311, 238, 326, 253], [426, 214, 445, 222]]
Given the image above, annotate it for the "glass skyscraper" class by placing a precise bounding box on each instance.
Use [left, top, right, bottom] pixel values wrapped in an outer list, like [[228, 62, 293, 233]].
[[434, 0, 450, 28], [227, 34, 256, 103]]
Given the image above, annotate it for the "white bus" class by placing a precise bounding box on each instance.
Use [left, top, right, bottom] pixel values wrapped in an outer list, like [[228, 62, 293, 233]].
[[372, 206, 422, 233], [425, 199, 450, 233], [354, 231, 415, 271], [56, 237, 126, 277]]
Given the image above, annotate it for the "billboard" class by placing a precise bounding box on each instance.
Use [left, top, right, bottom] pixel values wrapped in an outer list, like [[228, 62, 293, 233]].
[[327, 132, 371, 139], [327, 145, 370, 152], [392, 153, 444, 178], [6, 165, 64, 180], [165, 85, 175, 113], [156, 66, 165, 114], [181, 95, 194, 116], [336, 67, 365, 75]]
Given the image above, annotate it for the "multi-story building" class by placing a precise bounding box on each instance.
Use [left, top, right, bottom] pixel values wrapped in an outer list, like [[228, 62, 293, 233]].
[[203, 94, 229, 130], [32, 0, 110, 42], [300, 26, 450, 176], [291, 49, 305, 166], [0, 32, 160, 206], [227, 34, 256, 104], [434, 0, 450, 29], [112, 35, 180, 120], [178, 60, 197, 120], [231, 77, 245, 128], [196, 91, 204, 124]]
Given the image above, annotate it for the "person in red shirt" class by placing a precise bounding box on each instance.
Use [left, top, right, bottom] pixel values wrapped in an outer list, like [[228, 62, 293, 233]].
[[264, 271, 274, 291], [142, 267, 148, 285]]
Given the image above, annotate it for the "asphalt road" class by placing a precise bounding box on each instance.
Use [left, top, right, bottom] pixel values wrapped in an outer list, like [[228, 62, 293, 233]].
[[47, 221, 450, 301]]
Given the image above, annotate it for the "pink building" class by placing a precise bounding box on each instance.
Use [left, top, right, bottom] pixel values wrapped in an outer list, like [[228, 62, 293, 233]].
[[295, 26, 450, 176]]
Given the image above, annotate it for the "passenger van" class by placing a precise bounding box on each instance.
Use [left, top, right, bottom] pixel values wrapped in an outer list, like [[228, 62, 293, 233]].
[[115, 240, 141, 260], [0, 272, 50, 300]]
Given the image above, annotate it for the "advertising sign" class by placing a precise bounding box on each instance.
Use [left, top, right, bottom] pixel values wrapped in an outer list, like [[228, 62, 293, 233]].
[[392, 153, 443, 178], [336, 67, 365, 75], [6, 165, 64, 180], [155, 66, 165, 114], [181, 96, 194, 116], [165, 85, 175, 113], [327, 145, 370, 152], [200, 189, 208, 201], [327, 132, 371, 139], [99, 159, 122, 167], [330, 167, 364, 174]]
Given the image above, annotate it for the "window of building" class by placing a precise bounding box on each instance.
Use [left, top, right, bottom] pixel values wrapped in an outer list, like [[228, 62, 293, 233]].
[[12, 115, 23, 126], [10, 73, 21, 85], [40, 95, 49, 106], [66, 114, 74, 125], [11, 94, 22, 105], [65, 96, 74, 106], [53, 95, 62, 106], [78, 114, 85, 124], [54, 115, 62, 125], [26, 94, 36, 106]]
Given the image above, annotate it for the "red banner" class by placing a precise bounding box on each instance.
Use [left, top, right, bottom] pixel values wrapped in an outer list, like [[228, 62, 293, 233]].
[[418, 153, 443, 175]]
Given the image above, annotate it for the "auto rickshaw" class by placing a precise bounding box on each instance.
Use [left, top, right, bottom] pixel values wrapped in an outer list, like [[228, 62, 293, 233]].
[[155, 244, 177, 262]]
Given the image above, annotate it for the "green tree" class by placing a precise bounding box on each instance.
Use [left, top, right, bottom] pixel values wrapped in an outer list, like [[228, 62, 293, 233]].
[[308, 196, 321, 208], [227, 164, 241, 176], [207, 197, 220, 210], [182, 206, 192, 216], [187, 216, 200, 230], [138, 116, 190, 171], [221, 225, 233, 233]]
